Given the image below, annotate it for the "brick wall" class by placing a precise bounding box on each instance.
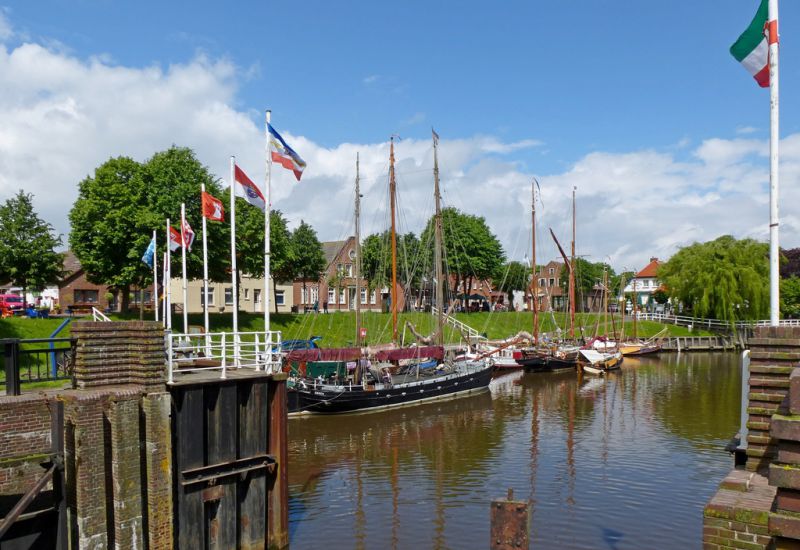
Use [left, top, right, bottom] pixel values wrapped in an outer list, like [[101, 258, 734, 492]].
[[0, 394, 51, 495]]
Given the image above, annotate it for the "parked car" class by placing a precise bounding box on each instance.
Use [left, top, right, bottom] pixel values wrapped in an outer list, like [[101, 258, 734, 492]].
[[0, 294, 24, 315]]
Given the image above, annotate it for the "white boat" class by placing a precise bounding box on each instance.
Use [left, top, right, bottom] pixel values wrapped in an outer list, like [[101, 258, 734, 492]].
[[579, 349, 623, 375]]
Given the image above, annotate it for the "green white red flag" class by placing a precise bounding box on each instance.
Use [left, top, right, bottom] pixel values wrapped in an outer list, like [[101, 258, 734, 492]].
[[730, 0, 776, 88]]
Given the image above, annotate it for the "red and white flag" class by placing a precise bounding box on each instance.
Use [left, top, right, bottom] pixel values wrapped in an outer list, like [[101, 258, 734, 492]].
[[168, 226, 182, 252], [202, 191, 225, 221], [181, 218, 195, 251], [234, 165, 266, 211]]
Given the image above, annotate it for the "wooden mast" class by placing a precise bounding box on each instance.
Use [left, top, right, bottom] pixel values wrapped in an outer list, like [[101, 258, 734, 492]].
[[432, 130, 444, 346], [633, 278, 638, 341], [531, 178, 538, 344], [603, 268, 608, 338], [390, 137, 398, 343], [354, 153, 362, 347], [569, 186, 576, 339]]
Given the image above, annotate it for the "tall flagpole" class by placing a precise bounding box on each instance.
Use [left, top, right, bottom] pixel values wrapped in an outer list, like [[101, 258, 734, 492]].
[[265, 110, 272, 333], [152, 229, 159, 323], [201, 184, 210, 352], [180, 203, 189, 334], [230, 156, 239, 336], [768, 0, 780, 326], [162, 252, 167, 326], [166, 218, 172, 331]]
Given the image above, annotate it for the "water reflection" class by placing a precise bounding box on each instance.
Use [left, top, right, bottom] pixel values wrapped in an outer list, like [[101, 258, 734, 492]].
[[289, 352, 740, 549]]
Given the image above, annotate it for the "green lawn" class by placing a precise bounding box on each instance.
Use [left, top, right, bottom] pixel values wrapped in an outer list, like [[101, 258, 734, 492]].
[[0, 310, 708, 348]]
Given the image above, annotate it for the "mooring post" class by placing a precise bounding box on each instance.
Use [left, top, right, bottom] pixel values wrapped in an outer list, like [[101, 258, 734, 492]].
[[490, 488, 530, 549], [267, 374, 289, 549], [2, 339, 21, 396]]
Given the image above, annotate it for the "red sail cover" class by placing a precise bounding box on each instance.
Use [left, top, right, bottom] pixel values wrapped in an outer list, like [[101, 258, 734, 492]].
[[285, 348, 362, 363], [375, 346, 444, 362]]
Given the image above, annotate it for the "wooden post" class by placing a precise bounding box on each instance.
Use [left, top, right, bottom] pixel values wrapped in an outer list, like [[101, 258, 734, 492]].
[[267, 375, 289, 548]]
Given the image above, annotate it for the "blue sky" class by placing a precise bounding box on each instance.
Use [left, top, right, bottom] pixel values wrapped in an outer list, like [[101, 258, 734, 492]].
[[1, 1, 799, 270]]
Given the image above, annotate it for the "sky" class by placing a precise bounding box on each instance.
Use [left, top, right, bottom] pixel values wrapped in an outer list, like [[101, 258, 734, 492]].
[[1, 0, 799, 273]]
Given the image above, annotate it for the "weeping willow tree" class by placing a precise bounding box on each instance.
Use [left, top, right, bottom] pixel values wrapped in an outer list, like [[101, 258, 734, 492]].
[[658, 235, 769, 322]]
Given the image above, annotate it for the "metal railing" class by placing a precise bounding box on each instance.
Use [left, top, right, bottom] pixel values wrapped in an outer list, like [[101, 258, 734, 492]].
[[2, 337, 75, 395], [431, 307, 485, 341], [636, 312, 800, 330], [92, 307, 111, 322], [167, 330, 282, 384]]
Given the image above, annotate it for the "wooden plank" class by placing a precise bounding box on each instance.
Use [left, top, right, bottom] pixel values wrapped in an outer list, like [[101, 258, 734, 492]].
[[207, 384, 237, 464], [240, 472, 267, 549], [239, 381, 267, 460], [175, 388, 204, 549], [209, 481, 237, 550]]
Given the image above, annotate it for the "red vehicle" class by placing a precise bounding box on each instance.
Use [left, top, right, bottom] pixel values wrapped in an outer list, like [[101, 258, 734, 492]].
[[0, 294, 24, 317]]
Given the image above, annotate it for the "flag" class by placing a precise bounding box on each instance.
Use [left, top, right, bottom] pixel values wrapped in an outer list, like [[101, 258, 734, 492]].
[[168, 226, 182, 252], [268, 123, 306, 181], [234, 165, 266, 211], [202, 191, 225, 221], [730, 0, 773, 88], [141, 237, 156, 267], [181, 218, 195, 251]]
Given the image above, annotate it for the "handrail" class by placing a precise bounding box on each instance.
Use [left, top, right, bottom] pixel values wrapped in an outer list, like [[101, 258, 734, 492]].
[[636, 312, 800, 330], [167, 330, 282, 384], [431, 307, 485, 341], [91, 307, 111, 322]]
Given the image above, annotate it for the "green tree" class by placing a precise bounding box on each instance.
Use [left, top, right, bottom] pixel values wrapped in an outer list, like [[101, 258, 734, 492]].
[[0, 191, 64, 308], [361, 231, 425, 302], [493, 261, 530, 303], [292, 221, 326, 307], [420, 207, 505, 304], [69, 148, 227, 311], [781, 276, 800, 319], [559, 258, 614, 311], [658, 235, 769, 322]]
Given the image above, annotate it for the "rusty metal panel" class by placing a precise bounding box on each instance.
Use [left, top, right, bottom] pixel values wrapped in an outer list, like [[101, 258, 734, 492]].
[[490, 489, 530, 550]]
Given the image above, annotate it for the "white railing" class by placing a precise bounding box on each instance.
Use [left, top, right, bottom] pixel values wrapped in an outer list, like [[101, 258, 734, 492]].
[[636, 312, 800, 330], [167, 330, 282, 384], [92, 307, 111, 322], [431, 307, 485, 341]]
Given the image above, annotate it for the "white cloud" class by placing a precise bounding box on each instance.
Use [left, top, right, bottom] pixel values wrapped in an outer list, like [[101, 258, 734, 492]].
[[362, 74, 379, 85], [0, 9, 13, 41], [0, 26, 797, 276]]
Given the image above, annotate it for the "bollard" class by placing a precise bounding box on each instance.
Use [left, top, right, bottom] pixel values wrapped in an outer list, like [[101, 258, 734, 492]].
[[490, 488, 530, 549]]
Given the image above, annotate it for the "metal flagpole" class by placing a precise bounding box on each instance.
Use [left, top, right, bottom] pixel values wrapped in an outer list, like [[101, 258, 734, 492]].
[[166, 219, 172, 331], [201, 184, 211, 354], [162, 252, 167, 326], [152, 230, 159, 323], [230, 156, 239, 362], [768, 0, 780, 326], [180, 203, 189, 334], [265, 110, 272, 335]]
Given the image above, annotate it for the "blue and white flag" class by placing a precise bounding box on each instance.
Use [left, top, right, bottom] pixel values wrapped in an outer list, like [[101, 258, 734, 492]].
[[141, 237, 156, 267]]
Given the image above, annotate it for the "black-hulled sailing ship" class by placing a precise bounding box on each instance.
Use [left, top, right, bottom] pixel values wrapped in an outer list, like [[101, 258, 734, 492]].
[[293, 132, 492, 414]]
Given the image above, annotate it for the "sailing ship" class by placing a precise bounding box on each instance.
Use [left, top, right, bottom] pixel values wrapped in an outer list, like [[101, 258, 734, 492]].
[[293, 132, 493, 414], [616, 279, 663, 356]]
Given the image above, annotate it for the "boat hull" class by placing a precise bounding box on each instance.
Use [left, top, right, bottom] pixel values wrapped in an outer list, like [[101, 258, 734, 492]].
[[294, 364, 493, 414]]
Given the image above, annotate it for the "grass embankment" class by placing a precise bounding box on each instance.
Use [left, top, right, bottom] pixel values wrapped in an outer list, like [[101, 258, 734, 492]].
[[0, 311, 708, 348]]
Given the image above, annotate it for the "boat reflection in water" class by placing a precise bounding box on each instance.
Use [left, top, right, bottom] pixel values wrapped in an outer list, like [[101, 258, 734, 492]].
[[289, 352, 741, 549]]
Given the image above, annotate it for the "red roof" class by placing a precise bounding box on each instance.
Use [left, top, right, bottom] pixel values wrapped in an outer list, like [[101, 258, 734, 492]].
[[636, 257, 660, 278]]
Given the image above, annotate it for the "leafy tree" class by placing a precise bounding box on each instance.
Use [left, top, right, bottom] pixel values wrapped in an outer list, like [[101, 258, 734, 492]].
[[658, 235, 769, 322], [0, 191, 63, 308], [493, 261, 530, 302], [420, 207, 505, 304], [361, 231, 425, 303], [292, 221, 326, 307], [652, 288, 669, 305], [781, 276, 800, 319], [69, 147, 227, 311], [559, 257, 614, 311]]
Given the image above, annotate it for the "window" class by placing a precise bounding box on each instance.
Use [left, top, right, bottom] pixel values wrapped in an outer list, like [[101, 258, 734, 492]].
[[339, 288, 346, 305], [201, 287, 215, 306], [311, 287, 318, 304], [360, 288, 367, 304], [224, 287, 234, 306], [549, 278, 555, 287], [539, 278, 546, 287], [328, 289, 336, 304], [349, 249, 356, 260], [275, 290, 285, 306], [370, 289, 377, 304], [74, 289, 98, 303], [244, 288, 250, 300], [254, 289, 261, 304], [549, 267, 554, 275], [337, 263, 344, 276], [301, 287, 307, 304], [346, 264, 353, 277]]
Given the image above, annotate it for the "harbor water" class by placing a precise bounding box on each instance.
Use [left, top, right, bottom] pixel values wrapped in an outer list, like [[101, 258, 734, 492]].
[[288, 352, 741, 549]]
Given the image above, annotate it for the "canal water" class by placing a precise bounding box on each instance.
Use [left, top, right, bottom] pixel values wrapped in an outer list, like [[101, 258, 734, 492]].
[[288, 352, 741, 549]]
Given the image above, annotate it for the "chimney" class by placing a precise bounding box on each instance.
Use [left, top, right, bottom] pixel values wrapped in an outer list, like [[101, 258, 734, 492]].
[[650, 257, 658, 263]]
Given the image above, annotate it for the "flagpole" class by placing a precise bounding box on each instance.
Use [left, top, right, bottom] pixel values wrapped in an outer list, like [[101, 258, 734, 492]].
[[230, 156, 239, 338], [768, 0, 780, 326], [201, 184, 211, 354], [166, 218, 172, 331], [265, 110, 272, 336], [153, 230, 159, 323], [162, 252, 167, 326], [180, 203, 189, 334]]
